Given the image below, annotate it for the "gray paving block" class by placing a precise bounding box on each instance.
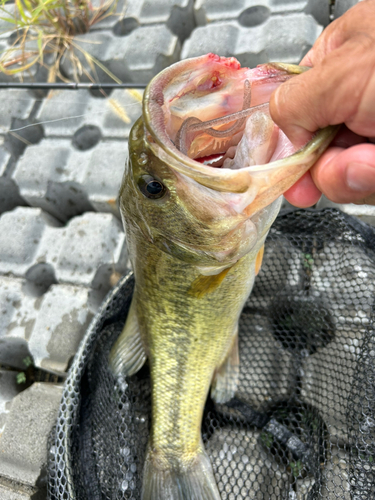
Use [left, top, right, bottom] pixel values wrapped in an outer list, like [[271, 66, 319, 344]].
[[35, 88, 142, 139], [106, 25, 180, 82], [334, 0, 361, 19], [0, 382, 63, 489], [12, 140, 88, 221], [89, 0, 128, 30], [0, 136, 27, 214], [0, 90, 43, 159], [181, 14, 322, 67], [60, 26, 181, 84], [28, 283, 94, 374], [15, 139, 123, 213], [0, 39, 8, 69], [13, 138, 127, 221], [55, 212, 127, 288], [0, 276, 95, 374], [0, 36, 42, 83], [111, 0, 196, 41], [0, 3, 15, 39], [0, 207, 127, 291], [0, 90, 35, 134], [317, 195, 375, 227], [194, 0, 330, 28], [0, 479, 36, 500], [0, 371, 20, 433], [0, 277, 39, 370]]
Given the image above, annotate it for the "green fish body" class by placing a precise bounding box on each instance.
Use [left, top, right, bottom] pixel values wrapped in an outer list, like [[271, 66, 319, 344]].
[[109, 54, 338, 500]]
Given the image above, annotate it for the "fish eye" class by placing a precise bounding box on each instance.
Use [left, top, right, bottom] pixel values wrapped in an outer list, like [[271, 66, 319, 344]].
[[137, 175, 167, 200]]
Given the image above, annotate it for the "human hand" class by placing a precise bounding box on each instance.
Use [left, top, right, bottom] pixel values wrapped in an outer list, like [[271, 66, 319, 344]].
[[269, 0, 375, 207]]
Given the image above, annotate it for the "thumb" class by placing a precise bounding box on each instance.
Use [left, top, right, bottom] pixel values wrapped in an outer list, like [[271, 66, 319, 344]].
[[269, 35, 375, 147]]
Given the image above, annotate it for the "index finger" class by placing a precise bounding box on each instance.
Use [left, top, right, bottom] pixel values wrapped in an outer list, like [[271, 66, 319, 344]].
[[269, 34, 375, 147]]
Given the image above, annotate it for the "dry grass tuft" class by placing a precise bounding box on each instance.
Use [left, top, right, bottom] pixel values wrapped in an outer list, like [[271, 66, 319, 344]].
[[0, 0, 119, 81]]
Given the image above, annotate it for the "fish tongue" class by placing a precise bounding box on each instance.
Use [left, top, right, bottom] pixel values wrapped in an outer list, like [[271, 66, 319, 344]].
[[223, 111, 278, 170]]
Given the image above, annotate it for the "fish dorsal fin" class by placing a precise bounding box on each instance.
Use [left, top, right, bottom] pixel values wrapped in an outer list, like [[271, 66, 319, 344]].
[[109, 299, 147, 377], [211, 329, 239, 404]]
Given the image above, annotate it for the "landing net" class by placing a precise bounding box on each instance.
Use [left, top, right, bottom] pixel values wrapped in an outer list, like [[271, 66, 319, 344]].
[[48, 208, 375, 499]]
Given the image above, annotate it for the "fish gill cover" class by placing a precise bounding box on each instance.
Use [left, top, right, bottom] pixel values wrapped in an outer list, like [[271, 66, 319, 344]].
[[48, 208, 375, 500]]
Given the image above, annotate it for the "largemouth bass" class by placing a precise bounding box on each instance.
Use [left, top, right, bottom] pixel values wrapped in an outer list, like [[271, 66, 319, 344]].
[[109, 54, 337, 500]]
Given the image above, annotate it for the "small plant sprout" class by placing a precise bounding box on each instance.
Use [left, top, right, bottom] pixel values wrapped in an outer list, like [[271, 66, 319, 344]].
[[302, 253, 314, 271], [289, 460, 304, 478], [16, 371, 27, 384], [23, 355, 33, 368]]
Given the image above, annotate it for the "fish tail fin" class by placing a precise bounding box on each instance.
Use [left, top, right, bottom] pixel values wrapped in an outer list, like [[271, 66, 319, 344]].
[[108, 298, 147, 377], [142, 448, 221, 500]]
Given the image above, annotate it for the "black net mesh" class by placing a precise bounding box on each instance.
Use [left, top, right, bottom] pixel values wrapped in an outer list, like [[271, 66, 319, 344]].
[[47, 208, 375, 500]]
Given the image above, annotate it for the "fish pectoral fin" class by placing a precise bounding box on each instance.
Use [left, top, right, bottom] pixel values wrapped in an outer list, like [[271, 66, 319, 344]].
[[188, 266, 232, 298], [108, 299, 147, 377], [142, 446, 221, 500], [211, 329, 239, 404]]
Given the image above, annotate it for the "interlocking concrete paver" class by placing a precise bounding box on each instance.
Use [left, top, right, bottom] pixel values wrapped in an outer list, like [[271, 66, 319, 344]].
[[60, 26, 181, 84], [0, 480, 35, 500], [0, 137, 26, 214], [0, 383, 63, 488], [0, 276, 95, 374], [181, 14, 323, 66], [111, 0, 196, 41], [334, 0, 360, 19], [0, 90, 35, 134], [13, 139, 127, 220], [36, 88, 142, 138], [0, 371, 20, 433], [194, 0, 330, 28], [0, 208, 127, 289]]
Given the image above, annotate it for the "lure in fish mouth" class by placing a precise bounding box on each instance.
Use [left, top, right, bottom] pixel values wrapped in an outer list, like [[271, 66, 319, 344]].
[[109, 54, 338, 500]]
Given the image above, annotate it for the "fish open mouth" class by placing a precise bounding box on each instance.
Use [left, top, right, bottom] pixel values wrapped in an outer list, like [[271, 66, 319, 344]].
[[143, 53, 338, 213], [144, 54, 300, 167]]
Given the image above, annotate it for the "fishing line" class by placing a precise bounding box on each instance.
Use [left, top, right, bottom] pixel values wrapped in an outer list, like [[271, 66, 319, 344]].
[[0, 82, 147, 89], [6, 99, 142, 131], [8, 113, 105, 132]]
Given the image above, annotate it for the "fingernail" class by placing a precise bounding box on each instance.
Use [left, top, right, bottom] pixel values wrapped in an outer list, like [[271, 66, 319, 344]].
[[346, 162, 375, 191]]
